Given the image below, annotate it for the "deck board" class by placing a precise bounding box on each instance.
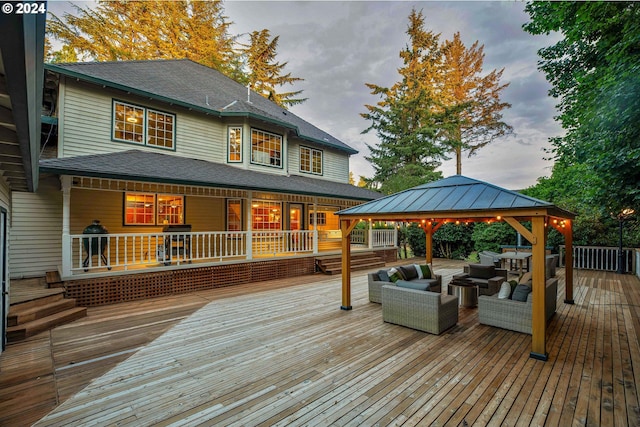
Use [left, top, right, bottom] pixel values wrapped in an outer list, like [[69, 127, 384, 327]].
[[3, 259, 640, 426]]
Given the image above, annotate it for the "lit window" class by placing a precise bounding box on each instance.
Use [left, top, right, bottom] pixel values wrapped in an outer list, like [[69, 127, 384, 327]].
[[300, 146, 323, 175], [157, 195, 184, 225], [113, 100, 175, 149], [252, 200, 281, 230], [147, 109, 174, 148], [251, 128, 281, 167], [228, 127, 243, 162], [227, 199, 242, 231], [125, 193, 155, 225], [125, 193, 184, 225]]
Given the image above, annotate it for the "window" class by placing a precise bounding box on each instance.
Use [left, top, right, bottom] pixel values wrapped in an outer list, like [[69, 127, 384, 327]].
[[125, 193, 184, 225], [300, 146, 323, 175], [228, 127, 243, 162], [252, 200, 281, 230], [113, 100, 175, 150], [227, 199, 242, 231], [251, 128, 282, 167], [157, 195, 184, 225]]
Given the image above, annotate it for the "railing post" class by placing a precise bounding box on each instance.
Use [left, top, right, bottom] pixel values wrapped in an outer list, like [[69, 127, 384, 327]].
[[312, 197, 318, 254], [368, 219, 373, 249], [246, 192, 253, 260], [61, 176, 72, 278]]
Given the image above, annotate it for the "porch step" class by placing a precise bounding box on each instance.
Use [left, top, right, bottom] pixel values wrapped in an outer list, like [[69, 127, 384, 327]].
[[316, 252, 386, 275], [46, 270, 64, 288], [6, 291, 87, 343]]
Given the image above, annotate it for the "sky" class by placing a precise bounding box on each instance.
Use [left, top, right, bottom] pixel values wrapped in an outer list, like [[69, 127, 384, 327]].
[[48, 0, 564, 190]]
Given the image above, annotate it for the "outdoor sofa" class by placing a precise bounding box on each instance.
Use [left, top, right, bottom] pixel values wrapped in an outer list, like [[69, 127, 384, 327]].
[[382, 284, 458, 334], [368, 264, 442, 303], [478, 276, 558, 335]]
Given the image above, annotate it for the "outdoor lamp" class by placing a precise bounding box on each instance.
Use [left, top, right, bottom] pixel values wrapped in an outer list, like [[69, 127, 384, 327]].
[[616, 208, 635, 274]]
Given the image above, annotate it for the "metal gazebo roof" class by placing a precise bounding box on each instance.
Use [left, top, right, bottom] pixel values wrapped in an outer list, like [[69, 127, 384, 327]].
[[337, 175, 574, 220]]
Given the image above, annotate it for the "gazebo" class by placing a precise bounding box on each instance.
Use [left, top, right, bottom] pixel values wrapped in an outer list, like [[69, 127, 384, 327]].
[[337, 175, 575, 361]]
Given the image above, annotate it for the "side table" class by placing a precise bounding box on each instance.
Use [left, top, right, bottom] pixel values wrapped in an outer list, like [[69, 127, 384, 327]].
[[448, 279, 479, 308]]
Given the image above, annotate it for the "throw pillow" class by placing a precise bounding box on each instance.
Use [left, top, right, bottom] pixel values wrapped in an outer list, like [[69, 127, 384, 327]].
[[398, 265, 418, 281], [419, 264, 432, 279], [508, 280, 518, 298], [511, 284, 532, 302], [519, 272, 533, 285], [498, 281, 511, 299], [396, 280, 429, 291], [387, 267, 402, 283], [413, 264, 424, 279], [378, 270, 390, 282]]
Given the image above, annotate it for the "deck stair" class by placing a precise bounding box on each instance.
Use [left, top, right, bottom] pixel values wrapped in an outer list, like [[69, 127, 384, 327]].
[[316, 251, 386, 275], [6, 287, 86, 343]]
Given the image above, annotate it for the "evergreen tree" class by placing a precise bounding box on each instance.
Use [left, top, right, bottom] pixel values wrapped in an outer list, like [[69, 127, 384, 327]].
[[440, 32, 513, 175], [47, 1, 242, 81], [243, 29, 306, 109], [361, 9, 446, 194]]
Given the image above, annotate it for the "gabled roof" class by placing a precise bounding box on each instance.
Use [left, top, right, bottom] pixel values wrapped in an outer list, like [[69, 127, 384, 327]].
[[337, 175, 575, 219], [39, 150, 381, 201], [45, 59, 358, 155]]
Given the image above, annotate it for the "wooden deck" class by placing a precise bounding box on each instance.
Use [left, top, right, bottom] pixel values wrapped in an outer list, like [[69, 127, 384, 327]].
[[2, 259, 640, 426]]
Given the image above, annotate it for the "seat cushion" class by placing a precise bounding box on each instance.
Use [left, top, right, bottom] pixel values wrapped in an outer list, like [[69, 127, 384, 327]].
[[396, 280, 429, 291]]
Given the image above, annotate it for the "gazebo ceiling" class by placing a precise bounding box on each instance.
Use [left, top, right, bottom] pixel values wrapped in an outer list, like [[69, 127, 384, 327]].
[[337, 175, 575, 221]]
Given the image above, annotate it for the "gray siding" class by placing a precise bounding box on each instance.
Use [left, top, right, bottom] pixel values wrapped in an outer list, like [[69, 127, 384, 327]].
[[10, 177, 62, 278]]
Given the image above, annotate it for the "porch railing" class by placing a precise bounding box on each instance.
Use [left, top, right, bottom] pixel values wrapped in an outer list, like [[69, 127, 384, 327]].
[[72, 231, 247, 272], [559, 245, 635, 272], [252, 230, 314, 256], [69, 228, 398, 273]]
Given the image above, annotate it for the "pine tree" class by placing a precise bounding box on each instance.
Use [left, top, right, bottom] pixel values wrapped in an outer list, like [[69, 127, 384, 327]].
[[243, 29, 306, 109], [47, 0, 242, 79], [361, 9, 446, 194], [440, 32, 512, 175]]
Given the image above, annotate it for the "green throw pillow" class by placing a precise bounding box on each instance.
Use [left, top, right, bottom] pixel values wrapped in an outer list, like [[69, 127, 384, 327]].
[[387, 267, 402, 283], [419, 264, 432, 279]]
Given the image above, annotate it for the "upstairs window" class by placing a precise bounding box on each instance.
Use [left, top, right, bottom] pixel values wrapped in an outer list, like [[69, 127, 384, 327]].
[[228, 127, 243, 162], [251, 128, 281, 167], [113, 100, 175, 150], [300, 146, 323, 175]]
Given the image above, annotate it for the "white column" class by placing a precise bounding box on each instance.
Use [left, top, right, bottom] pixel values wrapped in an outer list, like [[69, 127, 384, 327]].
[[61, 175, 72, 277], [312, 197, 318, 254], [368, 219, 373, 249], [246, 191, 253, 260]]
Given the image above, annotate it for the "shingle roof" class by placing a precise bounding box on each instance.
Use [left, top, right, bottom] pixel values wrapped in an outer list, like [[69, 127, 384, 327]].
[[39, 150, 382, 201], [45, 59, 357, 155], [337, 175, 574, 218]]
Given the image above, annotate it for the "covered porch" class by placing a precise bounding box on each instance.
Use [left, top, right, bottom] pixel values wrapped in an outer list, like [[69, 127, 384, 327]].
[[2, 260, 639, 426]]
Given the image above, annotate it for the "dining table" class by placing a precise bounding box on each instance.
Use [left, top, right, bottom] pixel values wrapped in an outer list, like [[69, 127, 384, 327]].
[[497, 251, 532, 275]]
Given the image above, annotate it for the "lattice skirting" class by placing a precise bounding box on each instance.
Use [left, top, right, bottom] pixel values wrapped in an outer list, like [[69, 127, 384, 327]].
[[63, 249, 396, 307]]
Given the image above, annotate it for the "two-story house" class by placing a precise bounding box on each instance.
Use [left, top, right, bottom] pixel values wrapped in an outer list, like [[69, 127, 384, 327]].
[[11, 59, 393, 306]]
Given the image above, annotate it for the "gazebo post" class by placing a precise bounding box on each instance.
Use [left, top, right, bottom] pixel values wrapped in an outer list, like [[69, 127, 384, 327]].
[[340, 219, 358, 310], [564, 220, 574, 304], [530, 216, 548, 360], [425, 222, 433, 265]]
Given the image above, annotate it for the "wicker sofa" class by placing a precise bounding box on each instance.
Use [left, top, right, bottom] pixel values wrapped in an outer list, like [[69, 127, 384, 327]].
[[382, 285, 458, 334], [478, 277, 558, 334], [368, 265, 442, 304]]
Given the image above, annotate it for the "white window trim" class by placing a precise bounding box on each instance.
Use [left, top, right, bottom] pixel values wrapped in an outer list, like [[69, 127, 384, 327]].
[[300, 146, 323, 175]]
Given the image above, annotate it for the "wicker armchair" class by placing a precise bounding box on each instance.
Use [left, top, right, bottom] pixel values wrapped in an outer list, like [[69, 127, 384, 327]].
[[382, 285, 458, 334], [478, 278, 558, 334], [368, 272, 442, 304]]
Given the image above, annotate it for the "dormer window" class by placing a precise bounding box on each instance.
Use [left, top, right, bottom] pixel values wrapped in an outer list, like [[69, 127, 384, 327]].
[[251, 128, 282, 168], [113, 100, 175, 150]]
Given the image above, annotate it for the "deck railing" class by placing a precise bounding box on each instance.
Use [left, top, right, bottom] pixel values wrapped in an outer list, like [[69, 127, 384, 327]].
[[69, 229, 398, 273], [559, 245, 635, 272]]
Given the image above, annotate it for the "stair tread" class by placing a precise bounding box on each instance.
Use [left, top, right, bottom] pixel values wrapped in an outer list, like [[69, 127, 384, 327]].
[[6, 307, 87, 341]]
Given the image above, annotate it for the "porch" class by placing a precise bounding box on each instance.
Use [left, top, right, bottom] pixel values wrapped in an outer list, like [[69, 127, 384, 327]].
[[2, 259, 640, 426]]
